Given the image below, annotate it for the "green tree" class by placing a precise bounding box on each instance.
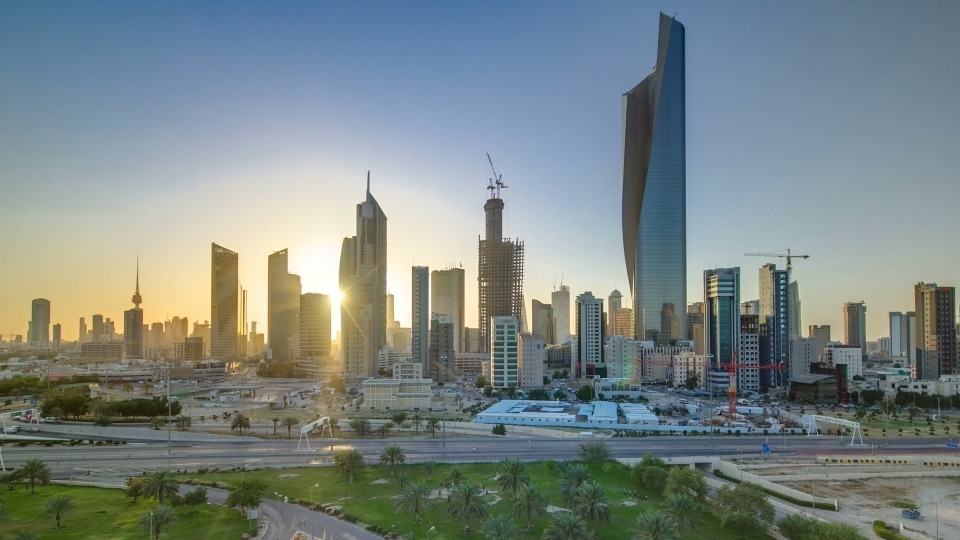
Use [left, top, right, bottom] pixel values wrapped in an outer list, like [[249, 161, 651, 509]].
[[411, 412, 424, 432], [231, 414, 250, 435], [497, 458, 530, 498], [558, 463, 592, 508], [14, 458, 51, 495], [575, 385, 595, 402], [443, 467, 465, 488], [125, 476, 149, 502], [447, 481, 487, 536], [513, 483, 548, 530], [573, 480, 611, 536], [553, 388, 565, 400], [226, 479, 267, 513], [182, 486, 208, 506], [282, 416, 298, 438], [396, 482, 432, 524], [475, 376, 488, 388], [329, 374, 346, 396], [271, 416, 281, 435], [426, 417, 441, 438], [333, 449, 365, 484], [423, 460, 436, 480], [541, 512, 588, 540], [349, 418, 372, 436], [527, 388, 550, 400], [908, 405, 919, 424], [642, 467, 668, 492], [396, 472, 410, 490], [481, 513, 521, 540], [684, 372, 700, 390], [377, 421, 394, 438], [577, 441, 610, 464], [140, 504, 177, 540], [777, 513, 818, 539], [379, 444, 406, 475], [663, 466, 707, 501], [391, 411, 408, 425], [44, 495, 75, 529], [175, 415, 192, 431], [149, 416, 165, 430], [661, 493, 701, 536], [713, 482, 775, 529], [142, 471, 179, 505], [633, 511, 680, 540]]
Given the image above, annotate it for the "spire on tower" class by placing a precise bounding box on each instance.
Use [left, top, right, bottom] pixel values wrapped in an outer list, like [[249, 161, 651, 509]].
[[131, 256, 143, 309]]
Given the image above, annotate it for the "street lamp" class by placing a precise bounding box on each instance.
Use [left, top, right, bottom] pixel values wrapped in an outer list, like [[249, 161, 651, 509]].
[[311, 483, 319, 505], [273, 492, 283, 516], [149, 512, 153, 540]]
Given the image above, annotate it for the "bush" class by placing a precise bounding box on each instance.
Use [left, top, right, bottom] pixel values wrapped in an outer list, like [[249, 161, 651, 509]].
[[873, 521, 909, 540], [183, 487, 208, 506]]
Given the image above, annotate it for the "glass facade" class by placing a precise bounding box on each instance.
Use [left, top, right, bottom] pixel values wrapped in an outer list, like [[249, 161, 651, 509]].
[[704, 268, 740, 369], [622, 14, 686, 345]]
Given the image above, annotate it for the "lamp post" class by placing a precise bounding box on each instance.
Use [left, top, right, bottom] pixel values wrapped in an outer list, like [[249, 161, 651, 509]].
[[311, 483, 319, 505], [149, 512, 153, 540], [274, 492, 283, 520]]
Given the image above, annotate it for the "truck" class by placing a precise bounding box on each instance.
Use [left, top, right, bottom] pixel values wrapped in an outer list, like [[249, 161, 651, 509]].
[[713, 405, 767, 416]]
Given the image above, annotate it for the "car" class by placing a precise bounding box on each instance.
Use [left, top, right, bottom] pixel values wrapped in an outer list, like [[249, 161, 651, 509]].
[[3, 425, 20, 433], [27, 426, 40, 433]]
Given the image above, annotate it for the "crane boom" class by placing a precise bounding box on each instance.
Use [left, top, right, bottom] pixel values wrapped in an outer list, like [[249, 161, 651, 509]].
[[745, 249, 810, 272]]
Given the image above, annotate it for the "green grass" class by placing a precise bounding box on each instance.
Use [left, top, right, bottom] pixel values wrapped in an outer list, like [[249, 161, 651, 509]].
[[0, 484, 249, 539], [181, 461, 772, 539]]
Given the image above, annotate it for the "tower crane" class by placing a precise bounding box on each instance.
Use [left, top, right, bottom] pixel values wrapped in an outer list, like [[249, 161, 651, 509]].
[[486, 152, 507, 198], [744, 249, 810, 272], [722, 349, 785, 417]]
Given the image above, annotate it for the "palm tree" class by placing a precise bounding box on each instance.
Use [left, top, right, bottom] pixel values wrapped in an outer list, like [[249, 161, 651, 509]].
[[426, 417, 441, 438], [573, 481, 610, 537], [541, 512, 588, 540], [175, 416, 191, 431], [231, 414, 250, 435], [333, 449, 364, 484], [328, 417, 340, 434], [443, 467, 465, 488], [149, 416, 165, 430], [377, 421, 394, 438], [396, 482, 432, 523], [271, 416, 281, 435], [481, 513, 521, 540], [44, 495, 75, 529], [513, 484, 548, 530], [282, 416, 298, 438], [423, 460, 436, 480], [557, 463, 591, 508], [497, 458, 530, 499], [140, 504, 177, 540], [378, 444, 405, 475], [14, 458, 51, 495], [142, 471, 179, 505], [447, 481, 487, 535], [634, 511, 680, 540], [349, 418, 371, 436], [661, 493, 701, 537], [412, 412, 424, 432], [396, 472, 410, 490]]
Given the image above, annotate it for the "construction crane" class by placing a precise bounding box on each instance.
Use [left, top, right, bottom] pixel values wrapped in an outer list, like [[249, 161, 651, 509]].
[[486, 152, 507, 198], [744, 249, 810, 272], [723, 356, 785, 418]]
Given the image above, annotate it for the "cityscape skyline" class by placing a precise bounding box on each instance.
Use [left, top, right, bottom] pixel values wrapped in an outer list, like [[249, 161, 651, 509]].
[[3, 2, 960, 345]]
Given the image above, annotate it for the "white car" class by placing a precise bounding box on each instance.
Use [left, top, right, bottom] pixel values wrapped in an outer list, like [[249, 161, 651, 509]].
[[3, 425, 20, 433]]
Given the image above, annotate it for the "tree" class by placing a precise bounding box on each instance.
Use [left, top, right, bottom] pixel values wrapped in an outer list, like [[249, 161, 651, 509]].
[[908, 405, 919, 424], [379, 444, 406, 475], [553, 388, 566, 400], [231, 414, 250, 435], [577, 441, 610, 464], [140, 504, 177, 540], [149, 416, 165, 430], [182, 486, 208, 506], [396, 482, 432, 524], [713, 482, 775, 529], [527, 388, 550, 400], [282, 416, 298, 438], [411, 412, 424, 433], [14, 458, 51, 495], [684, 372, 700, 391], [377, 421, 394, 438], [513, 483, 547, 530], [426, 417, 441, 438], [497, 458, 530, 498], [44, 495, 75, 529], [480, 513, 521, 540], [125, 476, 149, 502], [443, 467, 465, 488], [226, 479, 267, 513], [142, 471, 179, 505], [475, 376, 488, 388], [328, 417, 340, 434], [558, 463, 592, 508], [271, 416, 280, 435], [541, 512, 588, 540], [575, 385, 595, 402], [661, 493, 701, 537], [423, 460, 436, 480], [175, 415, 192, 431], [396, 472, 411, 490], [663, 466, 707, 501], [483, 385, 494, 397], [574, 480, 611, 536], [777, 514, 818, 540], [633, 511, 680, 540], [447, 481, 487, 535], [349, 418, 372, 436], [642, 467, 668, 492], [333, 449, 364, 484], [391, 411, 408, 425]]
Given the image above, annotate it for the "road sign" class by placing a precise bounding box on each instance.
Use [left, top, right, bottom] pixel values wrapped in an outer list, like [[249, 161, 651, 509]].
[[761, 443, 771, 455]]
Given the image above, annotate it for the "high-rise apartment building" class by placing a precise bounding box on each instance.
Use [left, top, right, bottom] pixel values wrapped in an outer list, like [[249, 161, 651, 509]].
[[78, 317, 87, 343], [268, 249, 302, 363], [611, 308, 635, 339], [842, 302, 867, 353], [210, 243, 241, 362], [340, 178, 388, 379], [431, 267, 465, 352], [889, 312, 914, 358], [788, 281, 801, 340], [914, 283, 957, 379], [299, 293, 331, 359], [477, 182, 524, 353], [490, 316, 519, 389], [123, 261, 144, 359], [429, 314, 455, 383], [551, 285, 571, 343], [759, 263, 790, 389], [808, 325, 831, 358], [519, 333, 545, 389], [703, 268, 740, 368], [575, 292, 605, 378], [92, 314, 105, 343], [738, 314, 760, 394], [608, 289, 623, 336], [30, 298, 50, 344], [531, 299, 554, 345], [411, 266, 429, 372], [622, 14, 687, 346]]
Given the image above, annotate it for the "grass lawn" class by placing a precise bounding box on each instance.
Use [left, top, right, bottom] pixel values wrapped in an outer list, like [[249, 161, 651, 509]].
[[0, 484, 248, 540], [181, 461, 772, 539]]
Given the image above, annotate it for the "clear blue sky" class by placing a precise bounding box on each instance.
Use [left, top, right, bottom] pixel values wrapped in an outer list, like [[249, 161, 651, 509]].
[[2, 1, 959, 342]]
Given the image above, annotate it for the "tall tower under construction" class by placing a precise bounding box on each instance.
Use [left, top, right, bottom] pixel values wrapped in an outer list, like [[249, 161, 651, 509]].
[[477, 158, 525, 353]]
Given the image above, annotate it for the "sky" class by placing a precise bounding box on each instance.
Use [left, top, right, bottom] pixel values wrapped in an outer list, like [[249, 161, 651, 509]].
[[2, 1, 960, 344]]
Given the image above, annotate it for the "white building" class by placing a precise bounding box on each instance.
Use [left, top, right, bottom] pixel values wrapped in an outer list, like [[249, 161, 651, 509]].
[[411, 266, 429, 374], [490, 316, 519, 389], [789, 336, 819, 379], [575, 292, 605, 378], [519, 333, 546, 389], [552, 285, 571, 344], [824, 342, 863, 383], [604, 336, 644, 379], [361, 377, 432, 411], [672, 353, 707, 389]]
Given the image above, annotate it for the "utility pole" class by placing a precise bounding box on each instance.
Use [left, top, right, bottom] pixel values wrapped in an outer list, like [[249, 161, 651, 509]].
[[167, 367, 171, 455]]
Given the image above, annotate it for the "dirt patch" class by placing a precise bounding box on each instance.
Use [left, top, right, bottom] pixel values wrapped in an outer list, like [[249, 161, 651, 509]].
[[371, 478, 389, 484], [278, 473, 299, 478], [546, 505, 569, 514]]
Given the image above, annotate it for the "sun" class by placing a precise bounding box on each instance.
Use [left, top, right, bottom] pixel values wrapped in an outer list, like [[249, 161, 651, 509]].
[[331, 289, 344, 307]]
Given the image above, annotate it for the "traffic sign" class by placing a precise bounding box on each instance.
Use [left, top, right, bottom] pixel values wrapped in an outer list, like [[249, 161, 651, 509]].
[[761, 443, 771, 455]]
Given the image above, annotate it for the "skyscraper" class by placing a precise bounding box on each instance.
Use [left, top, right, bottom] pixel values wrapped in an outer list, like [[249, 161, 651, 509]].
[[551, 285, 571, 343], [530, 299, 554, 345], [30, 298, 50, 344], [92, 314, 104, 343], [211, 243, 241, 362], [431, 267, 465, 352], [842, 302, 867, 353], [299, 293, 331, 360], [78, 317, 87, 343], [622, 13, 687, 346], [914, 283, 957, 379], [575, 291, 605, 379], [788, 281, 801, 340], [490, 316, 519, 389], [429, 314, 455, 382], [123, 261, 144, 359], [412, 266, 429, 373], [340, 176, 388, 378], [268, 249, 302, 363], [477, 179, 525, 353], [759, 263, 789, 389], [703, 268, 740, 369], [808, 324, 831, 358]]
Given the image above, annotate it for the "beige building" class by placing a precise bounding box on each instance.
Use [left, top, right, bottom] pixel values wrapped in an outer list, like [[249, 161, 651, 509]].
[[519, 333, 545, 388], [361, 377, 431, 411]]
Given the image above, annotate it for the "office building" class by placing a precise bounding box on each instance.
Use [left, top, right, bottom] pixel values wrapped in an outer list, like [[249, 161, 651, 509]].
[[52, 324, 61, 351], [411, 266, 429, 372], [843, 302, 867, 353], [759, 263, 790, 389], [477, 181, 525, 353], [299, 293, 331, 359], [531, 299, 554, 344], [79, 317, 87, 343], [738, 314, 761, 394], [575, 291, 605, 378], [789, 281, 801, 340], [914, 283, 957, 379], [604, 336, 644, 380], [608, 289, 623, 336], [432, 267, 465, 352], [490, 316, 519, 389], [703, 268, 740, 367], [519, 333, 546, 388], [622, 14, 687, 346], [123, 261, 144, 359], [30, 298, 50, 344], [429, 314, 455, 383], [551, 285, 571, 343], [92, 314, 105, 343], [889, 312, 914, 359], [340, 177, 388, 379], [268, 248, 302, 363], [808, 325, 831, 358], [210, 243, 241, 362], [611, 308, 635, 339]]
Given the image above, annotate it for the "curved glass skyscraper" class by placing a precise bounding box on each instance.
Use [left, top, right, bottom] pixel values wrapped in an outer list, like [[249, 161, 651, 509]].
[[622, 13, 686, 345]]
